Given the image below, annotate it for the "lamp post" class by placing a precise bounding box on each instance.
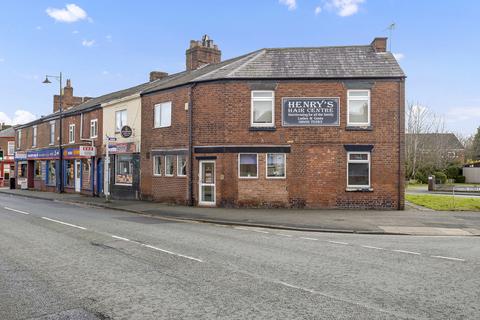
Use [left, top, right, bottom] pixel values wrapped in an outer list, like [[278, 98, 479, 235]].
[[43, 72, 64, 193]]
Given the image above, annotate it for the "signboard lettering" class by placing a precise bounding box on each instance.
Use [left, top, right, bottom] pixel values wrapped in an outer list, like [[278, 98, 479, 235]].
[[282, 97, 340, 126]]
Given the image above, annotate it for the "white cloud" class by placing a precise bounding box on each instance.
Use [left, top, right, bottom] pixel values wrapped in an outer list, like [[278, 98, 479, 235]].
[[35, 26, 42, 30], [446, 107, 480, 123], [315, 6, 322, 15], [46, 4, 88, 23], [393, 53, 404, 61], [72, 30, 79, 34], [82, 39, 95, 47], [0, 110, 37, 125], [325, 0, 365, 17], [279, 0, 297, 10], [102, 70, 109, 75]]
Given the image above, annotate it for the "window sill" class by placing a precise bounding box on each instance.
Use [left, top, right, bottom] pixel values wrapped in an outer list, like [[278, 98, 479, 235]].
[[249, 126, 276, 132], [346, 187, 373, 192], [345, 126, 373, 131]]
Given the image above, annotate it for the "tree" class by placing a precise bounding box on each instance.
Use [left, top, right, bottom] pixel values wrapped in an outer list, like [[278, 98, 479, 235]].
[[469, 127, 480, 161]]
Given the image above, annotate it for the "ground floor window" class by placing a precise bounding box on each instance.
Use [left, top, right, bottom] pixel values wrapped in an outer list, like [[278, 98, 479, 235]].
[[165, 155, 175, 176], [239, 153, 258, 178], [3, 164, 10, 180], [347, 152, 370, 188], [266, 153, 286, 178], [82, 159, 91, 187], [34, 161, 43, 179], [18, 162, 27, 178], [47, 160, 56, 186], [66, 160, 75, 187], [153, 155, 162, 176], [115, 154, 133, 185], [177, 155, 187, 176]]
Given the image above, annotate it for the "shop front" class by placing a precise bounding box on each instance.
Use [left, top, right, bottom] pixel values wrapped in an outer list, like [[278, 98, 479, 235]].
[[25, 148, 60, 192], [107, 142, 140, 200], [0, 145, 14, 187], [63, 146, 97, 194], [14, 151, 29, 189]]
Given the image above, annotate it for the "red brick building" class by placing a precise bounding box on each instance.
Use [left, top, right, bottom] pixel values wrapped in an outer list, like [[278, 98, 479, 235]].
[[0, 126, 15, 187], [140, 35, 406, 209]]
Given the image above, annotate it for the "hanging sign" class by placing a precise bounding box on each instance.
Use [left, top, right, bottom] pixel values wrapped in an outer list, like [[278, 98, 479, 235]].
[[120, 126, 133, 138]]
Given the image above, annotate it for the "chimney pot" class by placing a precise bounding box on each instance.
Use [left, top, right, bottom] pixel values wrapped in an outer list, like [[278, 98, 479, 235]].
[[371, 37, 387, 53]]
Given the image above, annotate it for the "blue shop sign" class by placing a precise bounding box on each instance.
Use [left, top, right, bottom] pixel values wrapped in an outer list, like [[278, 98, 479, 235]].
[[27, 148, 60, 160], [282, 97, 340, 126]]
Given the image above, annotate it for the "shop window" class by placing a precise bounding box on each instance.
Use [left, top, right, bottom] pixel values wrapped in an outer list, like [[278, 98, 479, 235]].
[[18, 162, 27, 178], [49, 122, 55, 145], [4, 164, 10, 180], [154, 102, 172, 128], [347, 90, 370, 126], [90, 119, 98, 138], [47, 161, 56, 186], [153, 155, 162, 176], [83, 159, 91, 187], [115, 154, 133, 185], [239, 153, 258, 178], [165, 155, 174, 176], [34, 161, 42, 178], [115, 110, 127, 132], [347, 152, 370, 188], [7, 141, 14, 155], [177, 155, 187, 176], [69, 124, 75, 143], [251, 91, 274, 127], [66, 160, 75, 187], [32, 126, 37, 147], [266, 153, 286, 178], [0, 151, 3, 161]]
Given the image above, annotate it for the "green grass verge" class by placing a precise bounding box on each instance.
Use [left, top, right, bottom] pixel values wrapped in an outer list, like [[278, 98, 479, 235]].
[[406, 194, 480, 211]]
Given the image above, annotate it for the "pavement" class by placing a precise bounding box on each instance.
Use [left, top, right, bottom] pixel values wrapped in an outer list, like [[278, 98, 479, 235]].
[[0, 193, 479, 319], [1, 188, 480, 236]]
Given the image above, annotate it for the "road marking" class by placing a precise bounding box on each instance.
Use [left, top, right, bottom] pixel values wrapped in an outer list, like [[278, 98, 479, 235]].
[[392, 249, 421, 255], [41, 217, 87, 230], [4, 207, 30, 215], [431, 255, 465, 262], [111, 235, 131, 242], [141, 244, 203, 263], [251, 229, 269, 234], [361, 245, 384, 250], [234, 227, 252, 231], [277, 280, 315, 293], [277, 233, 293, 237], [300, 237, 318, 241], [328, 240, 349, 245]]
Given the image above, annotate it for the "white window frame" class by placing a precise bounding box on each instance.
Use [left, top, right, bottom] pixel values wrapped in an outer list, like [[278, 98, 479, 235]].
[[266, 153, 286, 179], [153, 155, 162, 176], [238, 153, 258, 179], [115, 109, 127, 133], [154, 102, 172, 128], [347, 151, 371, 189], [17, 130, 21, 149], [69, 124, 75, 144], [32, 125, 37, 147], [251, 90, 275, 127], [7, 141, 15, 155], [90, 119, 98, 138], [49, 121, 55, 145], [177, 155, 187, 177], [347, 89, 371, 127], [164, 155, 174, 176]]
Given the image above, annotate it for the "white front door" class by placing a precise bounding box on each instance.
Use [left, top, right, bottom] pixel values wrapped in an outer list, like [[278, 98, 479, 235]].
[[75, 160, 81, 192], [199, 160, 215, 206]]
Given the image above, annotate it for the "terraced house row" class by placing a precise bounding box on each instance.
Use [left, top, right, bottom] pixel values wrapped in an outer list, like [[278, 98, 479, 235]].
[[13, 35, 406, 209]]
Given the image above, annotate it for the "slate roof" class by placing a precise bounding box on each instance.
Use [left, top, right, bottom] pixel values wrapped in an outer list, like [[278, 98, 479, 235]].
[[406, 133, 465, 150], [0, 127, 15, 137], [143, 45, 405, 94]]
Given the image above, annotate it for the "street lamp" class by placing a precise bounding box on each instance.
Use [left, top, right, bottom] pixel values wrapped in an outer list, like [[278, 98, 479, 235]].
[[43, 72, 64, 193]]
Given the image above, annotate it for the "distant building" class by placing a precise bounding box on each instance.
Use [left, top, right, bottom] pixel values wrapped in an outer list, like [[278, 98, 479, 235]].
[[406, 133, 465, 163], [0, 127, 15, 187]]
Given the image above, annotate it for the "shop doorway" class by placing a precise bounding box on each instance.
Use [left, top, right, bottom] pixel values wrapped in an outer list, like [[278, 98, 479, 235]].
[[75, 160, 81, 192], [199, 160, 215, 206]]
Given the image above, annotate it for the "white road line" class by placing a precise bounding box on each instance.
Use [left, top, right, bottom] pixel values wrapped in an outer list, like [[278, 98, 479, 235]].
[[328, 240, 349, 245], [277, 280, 315, 293], [431, 255, 465, 262], [41, 217, 87, 230], [361, 245, 384, 250], [141, 244, 203, 263], [392, 249, 421, 255], [251, 229, 269, 234], [4, 207, 30, 215], [234, 226, 252, 231], [300, 237, 318, 241], [111, 235, 131, 242], [277, 233, 293, 238]]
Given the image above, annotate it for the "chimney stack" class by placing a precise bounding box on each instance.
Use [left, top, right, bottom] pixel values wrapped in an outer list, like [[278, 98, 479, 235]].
[[149, 71, 169, 82], [53, 79, 88, 113], [186, 34, 221, 71], [371, 37, 387, 53]]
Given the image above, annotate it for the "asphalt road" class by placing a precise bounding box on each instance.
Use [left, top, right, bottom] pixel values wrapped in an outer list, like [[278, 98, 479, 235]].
[[0, 193, 479, 320]]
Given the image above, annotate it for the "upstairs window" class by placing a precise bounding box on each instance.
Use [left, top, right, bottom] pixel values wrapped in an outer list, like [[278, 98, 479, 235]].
[[90, 119, 98, 138], [7, 141, 14, 155], [17, 130, 21, 149], [69, 124, 75, 143], [32, 126, 37, 147], [154, 102, 172, 128], [251, 91, 274, 127], [347, 90, 370, 126], [49, 122, 55, 145], [347, 152, 370, 188], [115, 110, 127, 132]]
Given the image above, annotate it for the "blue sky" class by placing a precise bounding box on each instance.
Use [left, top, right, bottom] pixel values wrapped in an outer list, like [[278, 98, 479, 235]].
[[0, 0, 478, 136]]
